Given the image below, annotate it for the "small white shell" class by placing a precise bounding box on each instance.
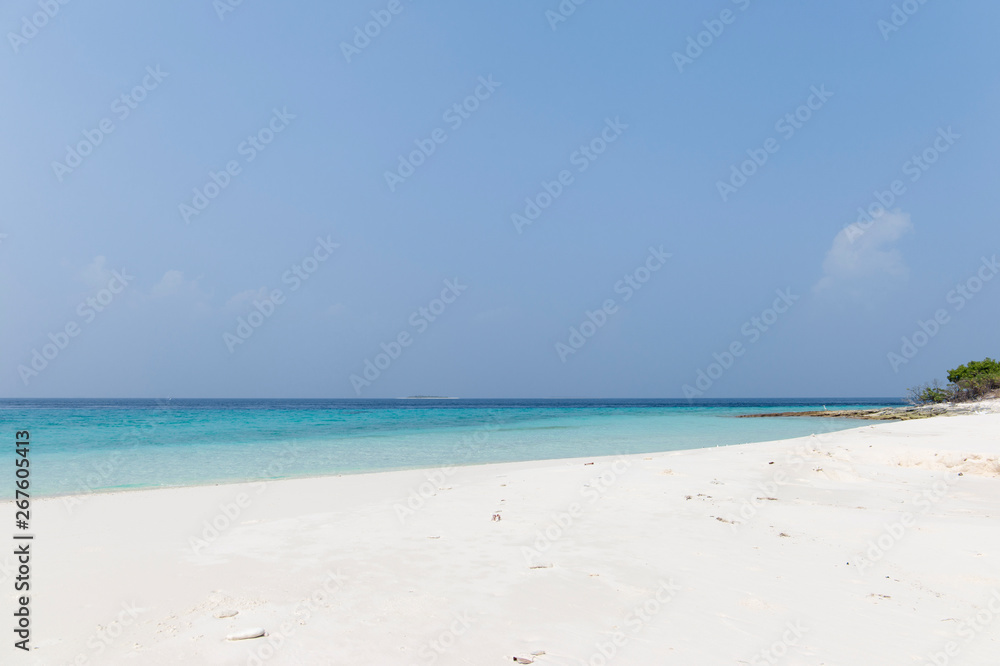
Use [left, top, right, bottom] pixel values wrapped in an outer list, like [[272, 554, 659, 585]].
[[226, 627, 266, 641]]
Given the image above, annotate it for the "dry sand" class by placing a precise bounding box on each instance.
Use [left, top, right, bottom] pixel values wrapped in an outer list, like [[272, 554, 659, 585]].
[[3, 413, 999, 665]]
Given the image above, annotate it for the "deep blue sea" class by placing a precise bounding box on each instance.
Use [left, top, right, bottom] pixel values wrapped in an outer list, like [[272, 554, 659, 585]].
[[0, 398, 904, 498]]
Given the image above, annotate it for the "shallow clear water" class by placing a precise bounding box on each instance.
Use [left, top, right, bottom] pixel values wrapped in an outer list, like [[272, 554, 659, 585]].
[[0, 398, 904, 497]]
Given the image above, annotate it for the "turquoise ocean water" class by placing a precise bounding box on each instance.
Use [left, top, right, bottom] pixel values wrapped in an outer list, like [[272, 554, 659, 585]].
[[0, 399, 904, 498]]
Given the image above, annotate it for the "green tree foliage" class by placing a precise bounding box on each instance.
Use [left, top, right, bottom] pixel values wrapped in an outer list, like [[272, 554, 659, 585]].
[[907, 380, 949, 404], [947, 358, 1000, 383], [909, 358, 1000, 404]]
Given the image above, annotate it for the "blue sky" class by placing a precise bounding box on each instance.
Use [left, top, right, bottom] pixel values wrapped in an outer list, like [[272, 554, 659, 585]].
[[2, 0, 998, 398]]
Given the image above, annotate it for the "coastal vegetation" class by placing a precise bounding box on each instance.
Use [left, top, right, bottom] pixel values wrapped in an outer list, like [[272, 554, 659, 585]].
[[909, 358, 1000, 404]]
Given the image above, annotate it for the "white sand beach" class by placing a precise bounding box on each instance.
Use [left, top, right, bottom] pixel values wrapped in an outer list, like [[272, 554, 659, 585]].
[[6, 412, 1000, 665]]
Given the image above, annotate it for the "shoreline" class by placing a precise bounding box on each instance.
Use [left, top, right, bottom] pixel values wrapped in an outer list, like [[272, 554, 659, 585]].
[[737, 396, 1000, 420], [4, 413, 999, 664], [12, 415, 885, 502]]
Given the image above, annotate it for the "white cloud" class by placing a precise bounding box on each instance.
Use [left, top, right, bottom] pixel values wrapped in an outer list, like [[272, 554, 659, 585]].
[[150, 270, 185, 297], [814, 210, 913, 293], [80, 255, 112, 288], [223, 287, 272, 314], [145, 269, 209, 306], [80, 258, 210, 311]]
